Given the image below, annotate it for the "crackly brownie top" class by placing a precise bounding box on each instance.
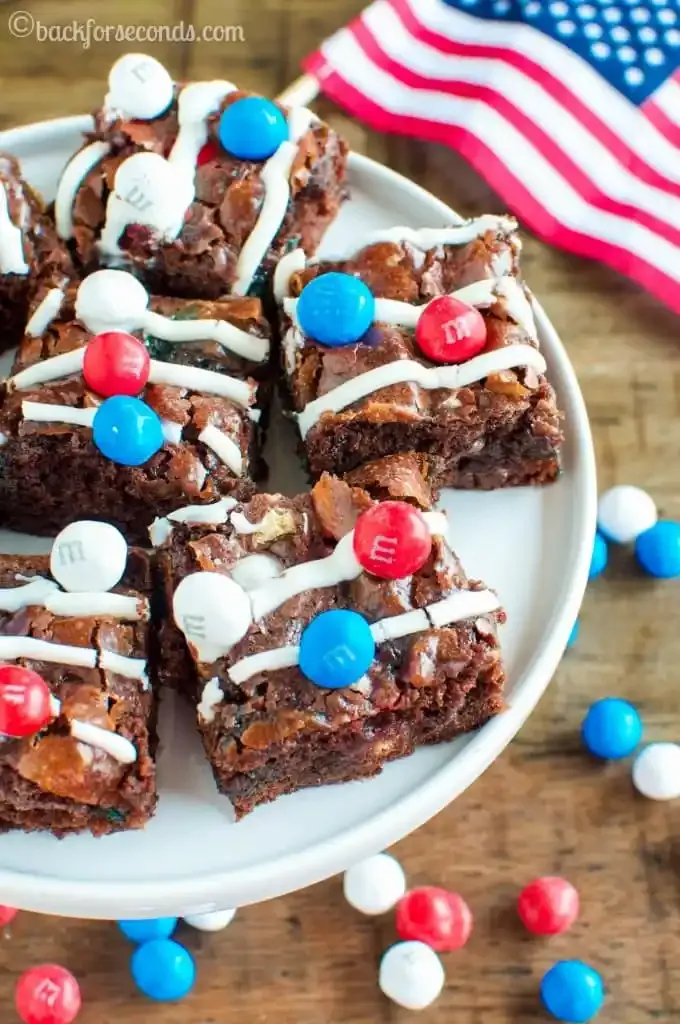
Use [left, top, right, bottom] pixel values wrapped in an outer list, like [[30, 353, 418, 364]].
[[0, 269, 268, 494], [0, 521, 153, 808], [54, 53, 348, 296], [0, 151, 72, 284], [160, 475, 505, 759], [276, 219, 561, 445]]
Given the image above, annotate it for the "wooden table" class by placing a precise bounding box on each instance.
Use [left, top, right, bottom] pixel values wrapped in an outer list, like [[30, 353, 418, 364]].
[[0, 2, 678, 1021]]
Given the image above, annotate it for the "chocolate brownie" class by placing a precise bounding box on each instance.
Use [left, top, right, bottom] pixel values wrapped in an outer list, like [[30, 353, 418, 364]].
[[154, 475, 506, 818], [0, 269, 266, 543], [0, 153, 72, 353], [276, 217, 563, 490], [54, 54, 348, 300], [0, 522, 156, 837]]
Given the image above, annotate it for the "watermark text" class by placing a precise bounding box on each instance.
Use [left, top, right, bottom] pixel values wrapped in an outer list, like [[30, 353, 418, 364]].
[[8, 13, 245, 48]]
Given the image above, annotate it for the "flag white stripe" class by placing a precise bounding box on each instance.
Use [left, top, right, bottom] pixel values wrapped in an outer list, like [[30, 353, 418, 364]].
[[649, 78, 680, 128], [364, 3, 680, 228], [399, 0, 680, 182], [321, 30, 680, 282]]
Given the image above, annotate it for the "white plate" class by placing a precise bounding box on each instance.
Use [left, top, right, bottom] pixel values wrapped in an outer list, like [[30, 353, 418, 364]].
[[0, 117, 596, 919]]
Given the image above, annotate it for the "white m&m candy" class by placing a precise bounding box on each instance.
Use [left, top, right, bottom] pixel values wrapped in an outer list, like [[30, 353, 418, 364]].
[[76, 269, 149, 336], [107, 53, 174, 121], [597, 485, 657, 544], [379, 941, 445, 1011], [183, 908, 236, 932], [632, 743, 680, 801], [50, 521, 128, 593], [343, 853, 406, 915], [173, 572, 253, 663]]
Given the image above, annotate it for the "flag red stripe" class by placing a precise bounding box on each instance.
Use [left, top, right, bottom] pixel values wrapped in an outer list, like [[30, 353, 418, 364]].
[[388, 0, 680, 199], [350, 17, 680, 249], [643, 98, 680, 151], [304, 52, 680, 313]]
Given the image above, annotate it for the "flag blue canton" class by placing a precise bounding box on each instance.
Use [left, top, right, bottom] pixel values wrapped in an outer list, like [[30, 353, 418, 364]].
[[442, 0, 680, 101]]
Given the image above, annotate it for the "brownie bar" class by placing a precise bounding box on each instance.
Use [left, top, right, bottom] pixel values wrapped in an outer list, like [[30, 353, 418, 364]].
[[0, 270, 266, 543], [0, 525, 156, 837], [0, 153, 73, 353], [276, 218, 563, 490], [154, 474, 506, 818], [54, 55, 348, 300]]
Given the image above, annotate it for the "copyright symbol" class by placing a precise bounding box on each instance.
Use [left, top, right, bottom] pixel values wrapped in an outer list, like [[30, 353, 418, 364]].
[[8, 11, 34, 38]]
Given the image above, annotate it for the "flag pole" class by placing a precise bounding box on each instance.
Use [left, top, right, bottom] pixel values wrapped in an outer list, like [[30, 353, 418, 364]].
[[278, 73, 321, 107]]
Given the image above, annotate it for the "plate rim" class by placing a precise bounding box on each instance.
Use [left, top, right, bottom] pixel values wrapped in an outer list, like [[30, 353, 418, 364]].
[[0, 115, 597, 918]]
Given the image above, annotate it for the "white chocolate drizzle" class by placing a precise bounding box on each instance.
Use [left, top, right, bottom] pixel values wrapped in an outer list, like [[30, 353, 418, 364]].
[[197, 676, 224, 724], [21, 401, 95, 428], [55, 141, 111, 239], [142, 309, 268, 362], [161, 419, 183, 445], [47, 695, 136, 764], [198, 424, 243, 477], [168, 80, 237, 187], [9, 349, 85, 390], [0, 182, 29, 275], [26, 287, 66, 337], [148, 497, 238, 546], [0, 577, 147, 620], [232, 107, 317, 296], [273, 249, 307, 301], [228, 587, 501, 685], [0, 635, 148, 686], [229, 511, 264, 534]]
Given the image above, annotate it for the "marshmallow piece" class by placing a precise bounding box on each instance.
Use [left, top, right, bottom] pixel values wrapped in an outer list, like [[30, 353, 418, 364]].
[[230, 554, 283, 591], [379, 941, 445, 1011], [173, 572, 253, 663], [50, 522, 128, 594], [183, 908, 236, 932], [107, 53, 174, 121], [76, 269, 149, 335], [343, 853, 406, 916]]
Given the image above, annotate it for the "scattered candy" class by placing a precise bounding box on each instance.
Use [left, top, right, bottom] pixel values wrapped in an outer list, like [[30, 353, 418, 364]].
[[343, 853, 406, 915], [415, 295, 487, 364], [173, 571, 252, 657], [183, 908, 236, 932], [130, 938, 196, 1002], [597, 485, 657, 544], [396, 887, 473, 951], [15, 964, 81, 1024], [581, 698, 642, 761], [118, 918, 178, 943], [218, 96, 288, 160], [296, 272, 375, 347], [0, 905, 18, 927], [379, 941, 445, 1011], [0, 666, 52, 738], [107, 53, 174, 121], [76, 270, 149, 337], [83, 331, 150, 397], [517, 877, 580, 936], [589, 533, 608, 580], [299, 609, 375, 689], [567, 620, 579, 649], [632, 742, 680, 801], [353, 502, 432, 580], [92, 395, 164, 467], [540, 960, 604, 1023], [634, 521, 680, 578], [50, 521, 128, 593]]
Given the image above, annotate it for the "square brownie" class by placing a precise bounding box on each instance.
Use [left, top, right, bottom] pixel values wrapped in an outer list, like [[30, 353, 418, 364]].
[[276, 217, 563, 490], [154, 474, 506, 818], [0, 522, 156, 836], [0, 153, 72, 353], [0, 269, 267, 543], [54, 55, 348, 299]]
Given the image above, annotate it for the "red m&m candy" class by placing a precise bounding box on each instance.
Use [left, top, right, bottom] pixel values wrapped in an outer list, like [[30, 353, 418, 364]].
[[0, 666, 52, 738], [83, 331, 150, 398], [396, 887, 473, 952], [15, 964, 81, 1024], [416, 295, 487, 364], [353, 502, 432, 580], [197, 140, 221, 166], [0, 905, 18, 927], [518, 876, 580, 936]]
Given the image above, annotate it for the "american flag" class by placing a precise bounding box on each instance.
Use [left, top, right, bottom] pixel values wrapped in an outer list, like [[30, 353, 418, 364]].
[[304, 0, 680, 312]]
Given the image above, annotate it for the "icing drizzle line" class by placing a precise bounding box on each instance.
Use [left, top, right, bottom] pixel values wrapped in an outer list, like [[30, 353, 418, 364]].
[[47, 695, 137, 764], [0, 181, 29, 275], [55, 140, 112, 240]]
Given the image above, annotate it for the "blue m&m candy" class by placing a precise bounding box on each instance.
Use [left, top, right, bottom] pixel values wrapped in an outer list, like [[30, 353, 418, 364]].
[[541, 960, 604, 1022], [218, 96, 287, 160], [567, 620, 579, 649], [131, 938, 195, 1002], [589, 533, 608, 579], [93, 395, 164, 467], [118, 918, 178, 943], [581, 697, 642, 760], [299, 609, 375, 688], [297, 273, 375, 347], [634, 520, 680, 578]]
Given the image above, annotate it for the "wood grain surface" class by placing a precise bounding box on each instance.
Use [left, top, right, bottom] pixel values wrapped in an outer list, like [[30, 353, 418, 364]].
[[0, 1, 678, 1022]]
